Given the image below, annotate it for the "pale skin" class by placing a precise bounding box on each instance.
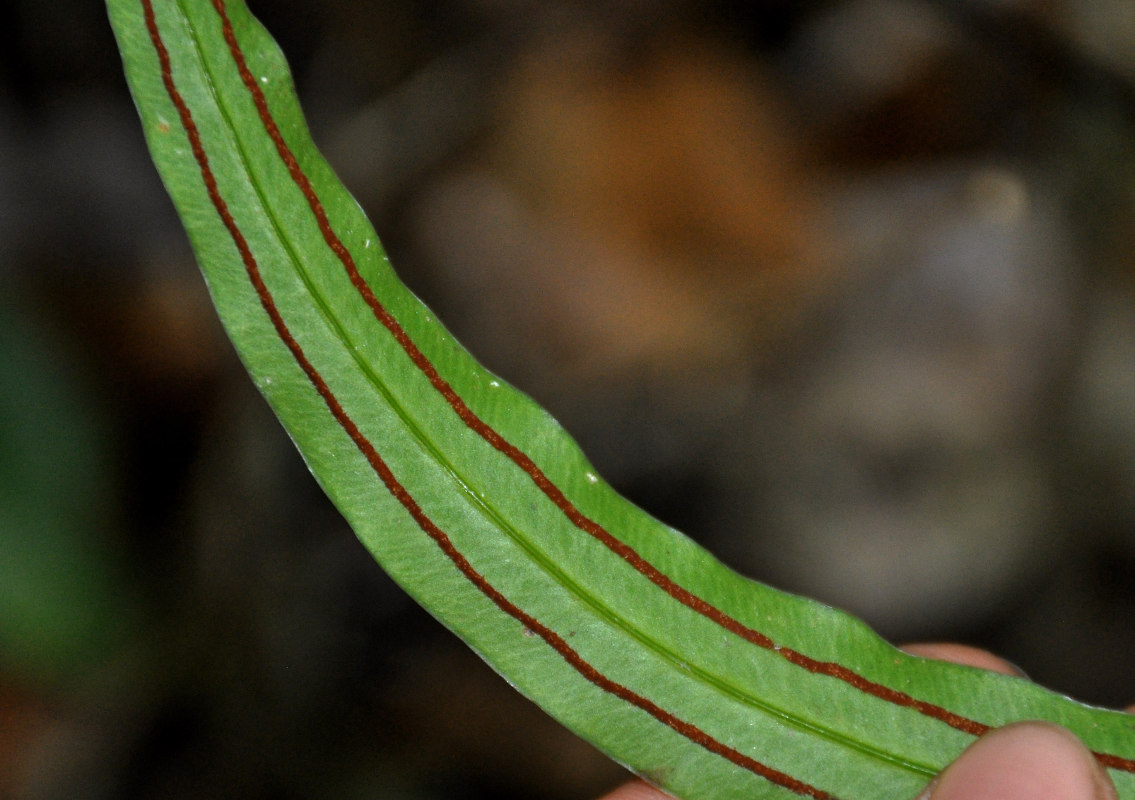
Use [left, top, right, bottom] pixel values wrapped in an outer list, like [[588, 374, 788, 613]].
[[597, 644, 1125, 800]]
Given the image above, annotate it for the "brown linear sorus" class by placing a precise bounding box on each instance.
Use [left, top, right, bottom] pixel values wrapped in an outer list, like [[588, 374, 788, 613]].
[[139, 1, 837, 797], [193, 0, 1135, 777], [195, 0, 1135, 778]]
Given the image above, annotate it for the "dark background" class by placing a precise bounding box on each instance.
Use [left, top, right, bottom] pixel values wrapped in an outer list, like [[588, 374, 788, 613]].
[[5, 1, 1135, 798]]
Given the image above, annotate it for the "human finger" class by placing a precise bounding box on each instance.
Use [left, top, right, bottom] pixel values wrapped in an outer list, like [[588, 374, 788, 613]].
[[901, 642, 1025, 677], [916, 721, 1117, 800], [595, 780, 671, 800]]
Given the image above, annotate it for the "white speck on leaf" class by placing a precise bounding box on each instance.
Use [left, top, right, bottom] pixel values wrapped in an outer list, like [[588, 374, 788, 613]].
[[585, 472, 599, 484]]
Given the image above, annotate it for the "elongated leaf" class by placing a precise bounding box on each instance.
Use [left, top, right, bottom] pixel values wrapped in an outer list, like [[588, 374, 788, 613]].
[[106, 2, 1135, 798]]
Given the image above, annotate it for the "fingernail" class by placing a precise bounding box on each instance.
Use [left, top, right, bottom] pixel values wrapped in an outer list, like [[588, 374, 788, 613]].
[[917, 722, 1117, 800]]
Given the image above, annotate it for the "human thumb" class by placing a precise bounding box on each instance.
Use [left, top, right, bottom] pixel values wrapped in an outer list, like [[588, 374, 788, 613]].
[[917, 722, 1117, 800]]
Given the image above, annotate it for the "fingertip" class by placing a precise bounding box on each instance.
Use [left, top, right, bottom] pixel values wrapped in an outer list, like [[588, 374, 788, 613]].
[[596, 781, 673, 800], [917, 722, 1117, 800], [901, 642, 1027, 678]]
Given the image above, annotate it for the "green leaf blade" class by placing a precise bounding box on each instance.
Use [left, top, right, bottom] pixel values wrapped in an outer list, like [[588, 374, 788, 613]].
[[107, 1, 1135, 798]]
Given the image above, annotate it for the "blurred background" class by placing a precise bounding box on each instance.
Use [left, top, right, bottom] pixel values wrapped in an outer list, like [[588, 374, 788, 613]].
[[5, 0, 1135, 797]]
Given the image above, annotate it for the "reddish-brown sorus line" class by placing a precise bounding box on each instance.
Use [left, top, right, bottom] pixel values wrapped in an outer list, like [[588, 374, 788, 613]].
[[200, 0, 1135, 777], [139, 1, 840, 797], [203, 0, 1135, 776]]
